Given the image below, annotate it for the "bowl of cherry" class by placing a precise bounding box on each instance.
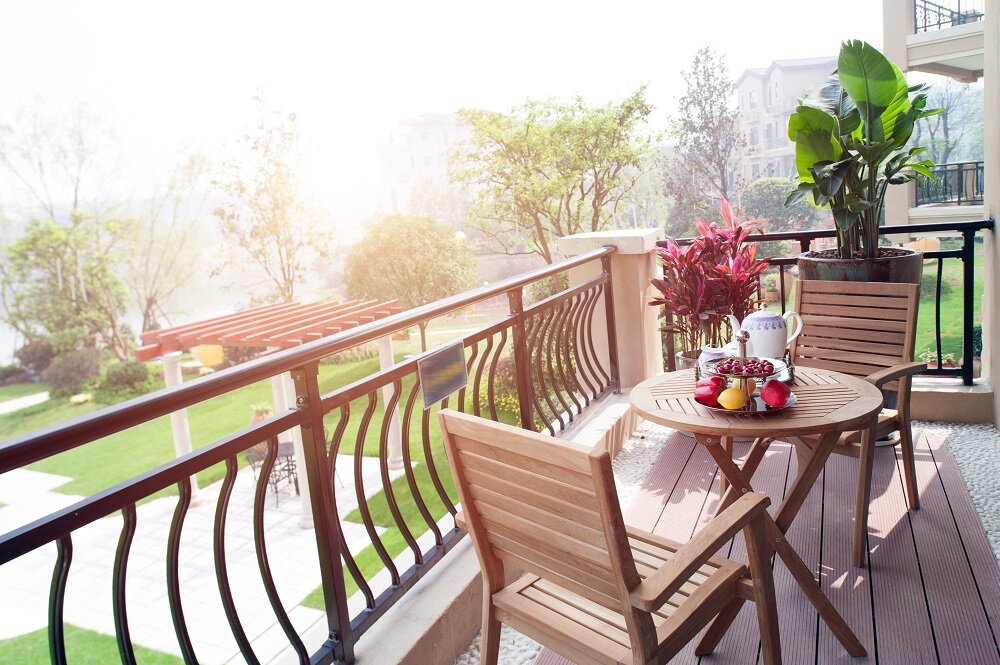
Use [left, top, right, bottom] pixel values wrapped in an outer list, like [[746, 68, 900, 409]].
[[702, 356, 784, 379]]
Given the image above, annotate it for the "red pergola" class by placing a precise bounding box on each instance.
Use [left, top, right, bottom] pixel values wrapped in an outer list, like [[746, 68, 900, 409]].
[[135, 299, 402, 362]]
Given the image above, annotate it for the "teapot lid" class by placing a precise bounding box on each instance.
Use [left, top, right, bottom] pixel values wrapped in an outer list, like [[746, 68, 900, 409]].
[[744, 307, 782, 320]]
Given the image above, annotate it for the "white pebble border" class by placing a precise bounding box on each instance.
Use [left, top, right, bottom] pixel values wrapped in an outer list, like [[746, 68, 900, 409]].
[[455, 420, 1000, 664], [453, 421, 668, 665], [915, 421, 1000, 563]]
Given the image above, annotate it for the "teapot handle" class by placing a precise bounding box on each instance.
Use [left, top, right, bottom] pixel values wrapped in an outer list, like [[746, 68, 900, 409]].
[[783, 311, 804, 348]]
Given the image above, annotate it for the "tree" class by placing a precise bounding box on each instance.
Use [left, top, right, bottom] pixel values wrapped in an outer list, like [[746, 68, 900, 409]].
[[1, 214, 131, 360], [213, 94, 329, 303], [664, 47, 746, 228], [342, 215, 476, 351], [453, 89, 653, 264], [912, 78, 983, 164], [739, 177, 818, 233]]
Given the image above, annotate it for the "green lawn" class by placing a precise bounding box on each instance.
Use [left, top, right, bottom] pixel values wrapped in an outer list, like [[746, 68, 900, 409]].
[[0, 624, 182, 664], [0, 381, 50, 401]]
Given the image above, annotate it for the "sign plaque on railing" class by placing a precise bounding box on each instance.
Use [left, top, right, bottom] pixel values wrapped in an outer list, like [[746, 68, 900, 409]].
[[417, 341, 468, 408]]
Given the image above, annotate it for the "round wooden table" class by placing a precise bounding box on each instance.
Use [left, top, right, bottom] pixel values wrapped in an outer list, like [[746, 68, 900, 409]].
[[629, 366, 883, 658]]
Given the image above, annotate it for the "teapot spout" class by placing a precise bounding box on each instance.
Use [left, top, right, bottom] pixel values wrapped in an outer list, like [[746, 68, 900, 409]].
[[726, 314, 742, 337]]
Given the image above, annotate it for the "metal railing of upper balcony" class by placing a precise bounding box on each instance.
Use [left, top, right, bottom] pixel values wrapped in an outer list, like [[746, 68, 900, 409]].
[[914, 0, 985, 32], [658, 219, 993, 386], [0, 247, 621, 665], [915, 161, 985, 206]]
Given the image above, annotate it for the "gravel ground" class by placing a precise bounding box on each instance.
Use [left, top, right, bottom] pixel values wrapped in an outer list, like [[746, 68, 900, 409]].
[[455, 420, 1000, 664]]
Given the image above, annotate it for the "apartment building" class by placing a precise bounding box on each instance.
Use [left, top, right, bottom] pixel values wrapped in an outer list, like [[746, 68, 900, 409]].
[[732, 56, 837, 184]]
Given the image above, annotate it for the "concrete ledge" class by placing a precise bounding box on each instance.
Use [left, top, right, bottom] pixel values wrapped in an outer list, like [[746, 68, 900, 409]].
[[911, 379, 994, 423], [559, 392, 641, 458], [557, 228, 663, 255]]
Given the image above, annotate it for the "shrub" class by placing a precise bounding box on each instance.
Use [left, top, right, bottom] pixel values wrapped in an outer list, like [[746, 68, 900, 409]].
[[0, 364, 30, 385], [42, 350, 101, 397], [973, 324, 983, 357], [100, 361, 151, 396], [15, 338, 55, 374], [919, 273, 952, 299]]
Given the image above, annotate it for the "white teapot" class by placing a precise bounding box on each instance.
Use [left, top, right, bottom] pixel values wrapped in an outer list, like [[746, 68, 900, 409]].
[[726, 309, 803, 360]]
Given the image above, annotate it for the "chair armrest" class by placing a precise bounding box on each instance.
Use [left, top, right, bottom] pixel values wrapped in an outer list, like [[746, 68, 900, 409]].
[[865, 361, 927, 388], [629, 493, 770, 612]]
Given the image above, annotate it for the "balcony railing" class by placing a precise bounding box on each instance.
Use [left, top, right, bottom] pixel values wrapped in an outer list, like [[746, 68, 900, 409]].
[[659, 219, 993, 386], [914, 0, 984, 32], [0, 247, 620, 664], [915, 161, 984, 206]]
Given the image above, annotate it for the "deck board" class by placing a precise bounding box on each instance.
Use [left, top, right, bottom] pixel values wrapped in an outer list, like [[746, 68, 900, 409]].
[[533, 427, 1000, 665]]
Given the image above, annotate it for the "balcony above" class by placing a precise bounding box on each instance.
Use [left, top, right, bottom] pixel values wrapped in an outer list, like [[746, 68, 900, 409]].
[[905, 0, 985, 80]]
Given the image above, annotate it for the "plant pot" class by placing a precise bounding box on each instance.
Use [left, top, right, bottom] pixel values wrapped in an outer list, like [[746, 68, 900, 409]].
[[675, 350, 700, 370], [764, 290, 780, 302], [796, 247, 923, 285]]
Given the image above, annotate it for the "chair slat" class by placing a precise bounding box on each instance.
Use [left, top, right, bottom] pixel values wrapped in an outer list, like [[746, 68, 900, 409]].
[[800, 292, 910, 309], [800, 302, 909, 321], [461, 456, 600, 511]]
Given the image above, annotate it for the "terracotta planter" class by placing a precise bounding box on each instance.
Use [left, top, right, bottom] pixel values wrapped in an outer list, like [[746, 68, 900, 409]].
[[797, 247, 923, 285], [764, 290, 780, 302]]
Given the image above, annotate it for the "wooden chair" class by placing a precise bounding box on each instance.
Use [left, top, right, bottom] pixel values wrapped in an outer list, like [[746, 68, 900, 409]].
[[789, 280, 924, 566], [439, 410, 783, 665]]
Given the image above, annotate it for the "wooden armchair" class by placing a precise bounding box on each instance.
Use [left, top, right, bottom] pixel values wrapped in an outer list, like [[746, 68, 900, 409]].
[[439, 410, 783, 665], [789, 280, 924, 566]]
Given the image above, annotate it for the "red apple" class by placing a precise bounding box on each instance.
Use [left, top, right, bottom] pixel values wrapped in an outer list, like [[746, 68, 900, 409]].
[[694, 384, 721, 407], [696, 376, 726, 393], [760, 379, 791, 408]]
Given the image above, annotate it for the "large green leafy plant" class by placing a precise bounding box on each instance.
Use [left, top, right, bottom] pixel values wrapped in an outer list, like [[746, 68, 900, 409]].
[[785, 40, 941, 259]]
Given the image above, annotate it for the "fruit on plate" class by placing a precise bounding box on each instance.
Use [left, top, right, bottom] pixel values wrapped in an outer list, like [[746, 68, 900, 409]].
[[746, 378, 757, 394], [693, 383, 721, 407], [717, 387, 748, 410], [761, 379, 792, 408], [712, 357, 775, 376], [697, 375, 727, 392]]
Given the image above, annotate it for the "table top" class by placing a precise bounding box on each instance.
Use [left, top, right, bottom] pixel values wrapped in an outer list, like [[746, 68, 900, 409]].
[[629, 366, 883, 438]]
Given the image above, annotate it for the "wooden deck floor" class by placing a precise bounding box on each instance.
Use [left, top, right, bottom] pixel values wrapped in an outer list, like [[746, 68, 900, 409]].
[[535, 426, 1000, 665]]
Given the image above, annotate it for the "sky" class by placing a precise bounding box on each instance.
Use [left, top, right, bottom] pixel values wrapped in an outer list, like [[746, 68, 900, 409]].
[[0, 0, 884, 227]]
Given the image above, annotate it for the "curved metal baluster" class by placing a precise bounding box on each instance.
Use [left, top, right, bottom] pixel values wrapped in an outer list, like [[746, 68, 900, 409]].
[[327, 404, 375, 608], [587, 284, 611, 387], [531, 309, 562, 432], [379, 380, 422, 564], [421, 400, 457, 516], [48, 535, 72, 665], [552, 298, 582, 419], [167, 478, 198, 664], [113, 504, 138, 665], [353, 391, 400, 585], [523, 314, 552, 433], [472, 335, 494, 417], [544, 301, 574, 423], [456, 342, 478, 413], [486, 328, 508, 422], [561, 294, 590, 408], [401, 378, 443, 546], [573, 289, 599, 406], [214, 457, 260, 664], [252, 439, 309, 663]]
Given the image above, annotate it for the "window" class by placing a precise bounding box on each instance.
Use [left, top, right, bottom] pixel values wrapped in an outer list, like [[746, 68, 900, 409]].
[[749, 90, 758, 110], [752, 163, 761, 178], [749, 128, 759, 146]]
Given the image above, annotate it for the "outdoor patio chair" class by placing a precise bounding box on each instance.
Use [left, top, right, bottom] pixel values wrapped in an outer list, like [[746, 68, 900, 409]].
[[788, 279, 923, 566], [439, 409, 783, 665], [247, 437, 300, 504]]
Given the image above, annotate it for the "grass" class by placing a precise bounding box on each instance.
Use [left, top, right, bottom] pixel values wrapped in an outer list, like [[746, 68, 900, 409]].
[[0, 624, 182, 664], [0, 382, 50, 401]]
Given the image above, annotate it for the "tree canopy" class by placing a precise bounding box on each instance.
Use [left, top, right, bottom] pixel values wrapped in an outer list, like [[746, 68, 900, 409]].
[[342, 214, 476, 350], [739, 177, 819, 233], [452, 89, 653, 263]]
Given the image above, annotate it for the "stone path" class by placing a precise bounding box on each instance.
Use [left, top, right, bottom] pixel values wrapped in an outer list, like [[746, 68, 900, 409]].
[[0, 456, 406, 663], [0, 390, 49, 415]]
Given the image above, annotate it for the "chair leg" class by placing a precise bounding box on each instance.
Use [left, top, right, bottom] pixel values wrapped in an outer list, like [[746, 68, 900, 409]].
[[853, 424, 876, 567], [744, 518, 781, 665], [480, 596, 501, 665], [898, 416, 920, 510]]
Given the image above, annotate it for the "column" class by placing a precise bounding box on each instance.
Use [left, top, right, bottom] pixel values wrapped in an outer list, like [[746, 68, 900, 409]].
[[378, 336, 404, 470], [983, 0, 1000, 423], [273, 373, 313, 528], [161, 352, 199, 499]]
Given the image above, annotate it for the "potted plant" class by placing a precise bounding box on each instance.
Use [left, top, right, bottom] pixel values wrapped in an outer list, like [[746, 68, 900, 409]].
[[785, 40, 941, 284], [763, 275, 780, 302], [649, 199, 769, 368]]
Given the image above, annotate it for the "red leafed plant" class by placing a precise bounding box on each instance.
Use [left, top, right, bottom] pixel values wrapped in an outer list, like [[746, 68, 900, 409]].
[[649, 198, 769, 353]]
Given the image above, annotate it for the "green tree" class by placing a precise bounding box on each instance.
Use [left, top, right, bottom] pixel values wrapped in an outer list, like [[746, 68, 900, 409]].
[[1, 214, 131, 359], [453, 89, 653, 263], [739, 177, 819, 233], [213, 94, 329, 303], [342, 215, 476, 351], [664, 47, 745, 229]]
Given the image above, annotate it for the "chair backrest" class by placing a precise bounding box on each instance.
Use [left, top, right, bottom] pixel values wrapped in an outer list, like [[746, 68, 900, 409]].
[[438, 410, 639, 616], [789, 280, 919, 387]]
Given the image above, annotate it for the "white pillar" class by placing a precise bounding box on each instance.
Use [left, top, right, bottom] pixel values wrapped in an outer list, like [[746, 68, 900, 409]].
[[558, 229, 665, 390], [378, 336, 404, 470], [272, 373, 314, 528], [983, 0, 1000, 423], [161, 352, 199, 499]]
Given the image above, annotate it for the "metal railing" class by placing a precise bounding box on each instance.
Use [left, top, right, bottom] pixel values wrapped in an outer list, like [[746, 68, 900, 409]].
[[915, 161, 985, 206], [914, 0, 985, 31], [658, 219, 993, 385], [0, 247, 620, 664]]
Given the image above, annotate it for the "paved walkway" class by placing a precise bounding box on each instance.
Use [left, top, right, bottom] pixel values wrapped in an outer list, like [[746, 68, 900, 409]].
[[0, 457, 406, 663], [0, 390, 49, 415]]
